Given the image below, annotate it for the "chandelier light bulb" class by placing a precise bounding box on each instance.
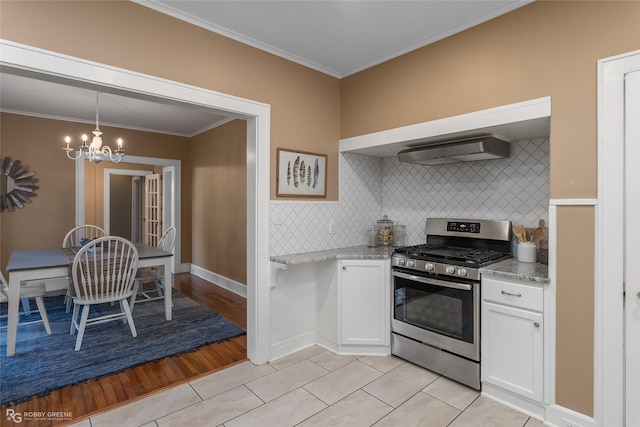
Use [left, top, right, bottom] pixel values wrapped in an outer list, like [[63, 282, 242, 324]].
[[61, 92, 125, 163]]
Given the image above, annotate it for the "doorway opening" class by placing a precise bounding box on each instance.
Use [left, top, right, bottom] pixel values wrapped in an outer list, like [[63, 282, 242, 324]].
[[104, 168, 152, 242], [0, 40, 271, 364]]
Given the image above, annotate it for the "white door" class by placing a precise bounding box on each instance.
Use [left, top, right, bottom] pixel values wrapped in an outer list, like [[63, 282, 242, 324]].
[[131, 176, 143, 243], [143, 173, 162, 247], [625, 69, 640, 427], [162, 166, 174, 235], [599, 50, 640, 426]]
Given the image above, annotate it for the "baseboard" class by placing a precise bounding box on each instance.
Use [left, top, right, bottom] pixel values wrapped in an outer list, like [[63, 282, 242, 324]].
[[481, 383, 545, 421], [544, 404, 596, 427], [189, 264, 247, 298], [269, 331, 316, 360]]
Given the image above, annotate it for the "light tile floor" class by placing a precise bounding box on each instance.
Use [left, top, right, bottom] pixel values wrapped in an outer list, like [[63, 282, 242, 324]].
[[69, 346, 545, 427]]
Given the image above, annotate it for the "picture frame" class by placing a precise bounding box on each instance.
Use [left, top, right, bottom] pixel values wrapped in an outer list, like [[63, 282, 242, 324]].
[[276, 148, 327, 197]]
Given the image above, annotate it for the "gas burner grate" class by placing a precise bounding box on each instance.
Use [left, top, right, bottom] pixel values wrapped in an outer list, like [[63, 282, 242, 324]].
[[394, 244, 509, 265]]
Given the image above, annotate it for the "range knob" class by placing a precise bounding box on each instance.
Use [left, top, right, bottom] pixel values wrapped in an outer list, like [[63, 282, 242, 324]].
[[406, 260, 415, 268], [424, 263, 435, 271], [445, 266, 456, 275], [457, 268, 468, 277], [397, 258, 406, 266]]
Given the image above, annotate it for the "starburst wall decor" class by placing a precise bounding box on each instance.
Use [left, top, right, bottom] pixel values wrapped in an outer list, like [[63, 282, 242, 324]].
[[0, 157, 39, 212]]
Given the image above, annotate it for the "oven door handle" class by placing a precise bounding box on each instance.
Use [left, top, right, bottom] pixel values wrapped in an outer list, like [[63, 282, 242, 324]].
[[392, 270, 473, 291]]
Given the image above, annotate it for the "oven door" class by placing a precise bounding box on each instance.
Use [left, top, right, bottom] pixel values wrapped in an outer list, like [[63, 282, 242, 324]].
[[391, 269, 480, 361]]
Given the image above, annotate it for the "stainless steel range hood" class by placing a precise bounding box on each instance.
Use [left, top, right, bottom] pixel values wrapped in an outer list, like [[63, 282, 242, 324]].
[[397, 136, 510, 165]]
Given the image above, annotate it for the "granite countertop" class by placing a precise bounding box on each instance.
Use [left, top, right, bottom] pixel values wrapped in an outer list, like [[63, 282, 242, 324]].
[[271, 247, 550, 284], [479, 258, 550, 284], [270, 245, 395, 266]]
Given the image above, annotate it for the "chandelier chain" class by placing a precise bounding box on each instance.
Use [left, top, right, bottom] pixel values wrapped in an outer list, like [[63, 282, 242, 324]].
[[95, 92, 100, 131]]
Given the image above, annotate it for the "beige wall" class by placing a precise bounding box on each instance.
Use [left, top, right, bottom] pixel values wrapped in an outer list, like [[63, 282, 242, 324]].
[[556, 206, 595, 413], [190, 120, 247, 284], [0, 0, 341, 201], [2, 0, 639, 418], [339, 1, 640, 416], [0, 113, 192, 273], [0, 112, 248, 288], [341, 1, 639, 199]]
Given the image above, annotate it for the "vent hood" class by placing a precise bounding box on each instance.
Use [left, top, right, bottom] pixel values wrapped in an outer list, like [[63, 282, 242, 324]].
[[397, 136, 510, 165]]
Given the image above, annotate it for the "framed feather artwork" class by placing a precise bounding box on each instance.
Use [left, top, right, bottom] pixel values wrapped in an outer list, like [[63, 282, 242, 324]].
[[276, 148, 327, 197]]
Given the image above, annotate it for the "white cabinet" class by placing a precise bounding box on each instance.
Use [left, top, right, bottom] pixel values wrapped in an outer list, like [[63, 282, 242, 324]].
[[317, 259, 390, 355], [340, 260, 389, 347], [481, 275, 544, 403]]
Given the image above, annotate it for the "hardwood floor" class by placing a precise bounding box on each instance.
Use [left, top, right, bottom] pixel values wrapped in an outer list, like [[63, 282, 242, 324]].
[[1, 273, 248, 427]]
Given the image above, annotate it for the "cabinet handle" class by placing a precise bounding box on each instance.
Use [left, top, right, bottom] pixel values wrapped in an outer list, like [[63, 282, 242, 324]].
[[342, 266, 346, 271], [533, 322, 540, 328], [501, 290, 522, 298]]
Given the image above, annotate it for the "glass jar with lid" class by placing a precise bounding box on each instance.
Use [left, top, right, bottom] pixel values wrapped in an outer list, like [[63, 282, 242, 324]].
[[392, 223, 406, 247], [376, 215, 394, 246]]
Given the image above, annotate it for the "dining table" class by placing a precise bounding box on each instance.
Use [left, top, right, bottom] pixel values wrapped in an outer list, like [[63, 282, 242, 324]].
[[4, 242, 173, 357]]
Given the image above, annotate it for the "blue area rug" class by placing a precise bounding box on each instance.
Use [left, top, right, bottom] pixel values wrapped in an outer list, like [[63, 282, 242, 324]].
[[0, 291, 245, 405]]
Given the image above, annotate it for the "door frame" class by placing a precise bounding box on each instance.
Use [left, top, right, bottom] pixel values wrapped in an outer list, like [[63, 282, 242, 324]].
[[87, 159, 179, 271], [103, 168, 153, 239], [0, 39, 271, 365], [597, 49, 640, 426]]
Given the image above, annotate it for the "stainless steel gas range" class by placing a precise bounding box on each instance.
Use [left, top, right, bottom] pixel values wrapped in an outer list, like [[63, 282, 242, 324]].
[[391, 217, 512, 390]]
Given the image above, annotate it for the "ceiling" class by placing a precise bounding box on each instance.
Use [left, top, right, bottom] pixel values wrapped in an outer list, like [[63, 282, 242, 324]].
[[0, 0, 532, 139]]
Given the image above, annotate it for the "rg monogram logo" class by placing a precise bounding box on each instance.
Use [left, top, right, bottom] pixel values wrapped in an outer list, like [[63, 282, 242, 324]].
[[5, 409, 22, 423]]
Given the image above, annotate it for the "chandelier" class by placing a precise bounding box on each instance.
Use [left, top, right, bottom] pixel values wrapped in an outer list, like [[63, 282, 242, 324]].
[[63, 92, 124, 163]]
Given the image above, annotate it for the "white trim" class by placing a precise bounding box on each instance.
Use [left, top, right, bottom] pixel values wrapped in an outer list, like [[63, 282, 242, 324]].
[[190, 264, 247, 299], [481, 383, 545, 421], [546, 205, 557, 407], [339, 96, 551, 154], [545, 404, 597, 427], [549, 199, 597, 206], [0, 39, 271, 365], [103, 168, 152, 236], [624, 68, 640, 427], [270, 200, 342, 206], [270, 332, 317, 360], [161, 166, 174, 237], [596, 49, 640, 427]]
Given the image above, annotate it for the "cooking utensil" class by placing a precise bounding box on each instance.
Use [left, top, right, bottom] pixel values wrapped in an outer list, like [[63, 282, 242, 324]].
[[530, 226, 547, 243], [512, 225, 527, 242]]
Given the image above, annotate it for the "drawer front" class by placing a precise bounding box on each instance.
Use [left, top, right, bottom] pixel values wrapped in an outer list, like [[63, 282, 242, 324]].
[[482, 276, 543, 312]]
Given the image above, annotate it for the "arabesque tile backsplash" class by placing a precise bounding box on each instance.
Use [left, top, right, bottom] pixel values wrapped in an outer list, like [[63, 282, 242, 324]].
[[270, 137, 549, 256]]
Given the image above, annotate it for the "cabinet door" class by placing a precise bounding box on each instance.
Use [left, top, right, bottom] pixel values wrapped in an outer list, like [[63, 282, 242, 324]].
[[340, 260, 389, 346], [481, 301, 543, 402]]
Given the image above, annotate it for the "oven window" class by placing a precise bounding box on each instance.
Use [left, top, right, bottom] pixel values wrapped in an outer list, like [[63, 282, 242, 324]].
[[394, 275, 474, 343]]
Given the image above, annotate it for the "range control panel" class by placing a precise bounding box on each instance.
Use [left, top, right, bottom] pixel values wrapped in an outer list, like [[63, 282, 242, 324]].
[[446, 221, 481, 233]]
